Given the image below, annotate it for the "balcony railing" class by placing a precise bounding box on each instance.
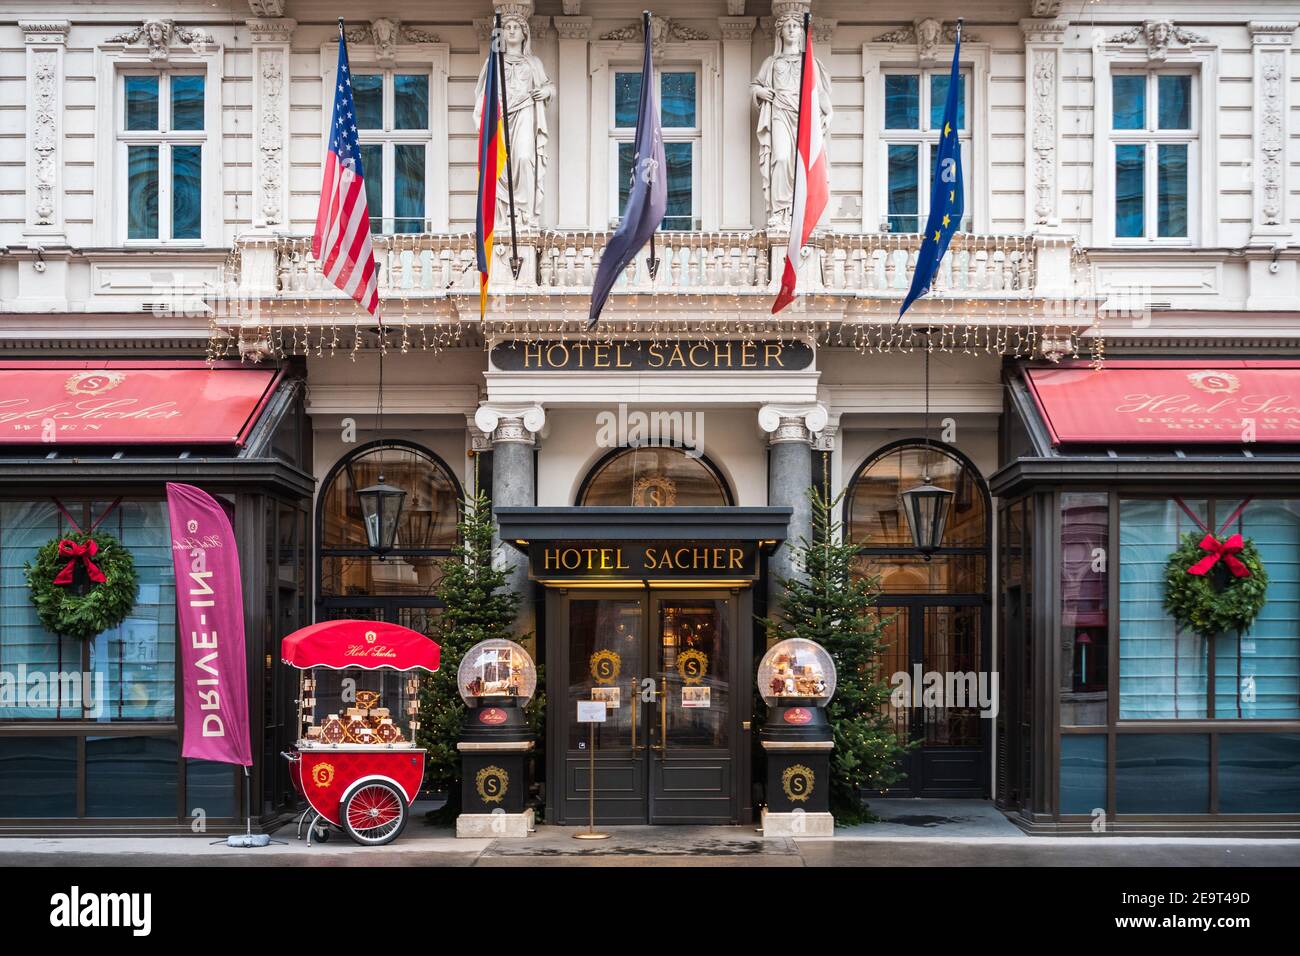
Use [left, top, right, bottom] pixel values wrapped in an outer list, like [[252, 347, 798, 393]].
[[230, 228, 1081, 306]]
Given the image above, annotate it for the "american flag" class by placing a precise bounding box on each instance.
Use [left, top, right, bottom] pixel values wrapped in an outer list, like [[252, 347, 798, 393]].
[[312, 21, 380, 319]]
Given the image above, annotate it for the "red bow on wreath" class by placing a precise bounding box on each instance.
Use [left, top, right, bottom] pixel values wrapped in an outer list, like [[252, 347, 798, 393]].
[[1186, 533, 1251, 579], [52, 538, 107, 586]]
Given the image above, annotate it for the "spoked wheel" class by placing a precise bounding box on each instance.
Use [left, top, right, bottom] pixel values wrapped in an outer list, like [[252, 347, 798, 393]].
[[341, 781, 407, 846]]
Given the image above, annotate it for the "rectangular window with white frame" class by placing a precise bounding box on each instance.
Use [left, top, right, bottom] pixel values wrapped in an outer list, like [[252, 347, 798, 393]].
[[118, 71, 206, 242], [610, 66, 699, 231], [349, 68, 431, 234], [880, 67, 972, 234], [1110, 70, 1195, 241]]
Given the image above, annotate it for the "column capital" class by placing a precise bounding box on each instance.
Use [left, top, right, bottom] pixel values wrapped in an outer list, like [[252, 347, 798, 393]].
[[554, 16, 592, 41], [1248, 21, 1297, 45], [20, 21, 70, 44], [475, 402, 546, 444], [1019, 17, 1068, 44], [758, 403, 828, 444], [246, 18, 297, 44], [719, 16, 757, 41]]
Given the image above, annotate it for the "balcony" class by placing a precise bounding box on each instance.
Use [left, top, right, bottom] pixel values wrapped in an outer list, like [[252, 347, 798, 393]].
[[225, 228, 1086, 321]]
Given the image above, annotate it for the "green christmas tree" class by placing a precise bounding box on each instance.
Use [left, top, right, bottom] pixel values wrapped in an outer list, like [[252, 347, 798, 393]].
[[417, 489, 521, 823], [760, 487, 912, 824]]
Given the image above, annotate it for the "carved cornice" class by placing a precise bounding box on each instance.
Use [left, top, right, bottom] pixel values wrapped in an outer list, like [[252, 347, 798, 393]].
[[105, 19, 215, 61], [1020, 17, 1068, 44], [811, 18, 836, 45], [718, 16, 757, 42], [247, 0, 285, 16], [601, 17, 710, 44], [1106, 20, 1210, 60], [1029, 0, 1061, 16], [529, 16, 553, 41], [874, 20, 979, 61], [1248, 21, 1298, 45], [246, 18, 295, 44], [343, 19, 441, 61], [20, 20, 70, 44], [554, 16, 592, 41]]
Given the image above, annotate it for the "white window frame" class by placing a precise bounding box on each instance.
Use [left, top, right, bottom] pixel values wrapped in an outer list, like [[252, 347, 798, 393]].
[[1092, 37, 1218, 247], [588, 39, 721, 231], [607, 64, 702, 231], [348, 67, 434, 234], [318, 39, 450, 234], [94, 39, 222, 247], [878, 66, 974, 234], [862, 39, 990, 234], [1107, 70, 1199, 244]]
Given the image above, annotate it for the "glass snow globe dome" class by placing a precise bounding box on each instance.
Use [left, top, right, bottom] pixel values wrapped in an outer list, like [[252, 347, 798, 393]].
[[757, 638, 837, 707], [457, 639, 537, 706]]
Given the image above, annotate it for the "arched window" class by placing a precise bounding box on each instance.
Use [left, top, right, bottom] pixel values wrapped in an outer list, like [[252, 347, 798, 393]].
[[845, 440, 988, 594], [577, 446, 732, 507], [318, 441, 461, 602]]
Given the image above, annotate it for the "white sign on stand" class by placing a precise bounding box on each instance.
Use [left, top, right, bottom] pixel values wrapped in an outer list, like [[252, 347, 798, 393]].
[[577, 700, 607, 723]]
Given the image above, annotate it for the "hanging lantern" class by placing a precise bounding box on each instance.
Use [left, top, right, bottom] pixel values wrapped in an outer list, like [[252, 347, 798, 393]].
[[356, 474, 406, 556], [900, 478, 953, 558]]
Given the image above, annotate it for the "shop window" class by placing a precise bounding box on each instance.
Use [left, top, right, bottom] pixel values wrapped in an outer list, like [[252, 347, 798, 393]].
[[350, 68, 432, 234], [0, 500, 176, 722], [119, 71, 207, 242], [577, 447, 731, 507], [318, 442, 460, 598], [85, 735, 178, 817], [1119, 497, 1300, 720], [0, 737, 77, 817], [186, 758, 237, 819], [881, 68, 972, 233], [1059, 734, 1107, 815], [1115, 734, 1209, 814], [1217, 734, 1300, 814], [1110, 71, 1195, 241], [1060, 493, 1109, 726], [611, 68, 699, 230]]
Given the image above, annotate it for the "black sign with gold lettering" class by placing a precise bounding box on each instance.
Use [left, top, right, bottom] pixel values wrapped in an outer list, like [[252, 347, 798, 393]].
[[529, 541, 759, 580], [491, 340, 813, 373]]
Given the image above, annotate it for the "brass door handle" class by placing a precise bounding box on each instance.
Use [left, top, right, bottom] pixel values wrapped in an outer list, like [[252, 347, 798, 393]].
[[630, 678, 642, 752], [651, 675, 668, 754]]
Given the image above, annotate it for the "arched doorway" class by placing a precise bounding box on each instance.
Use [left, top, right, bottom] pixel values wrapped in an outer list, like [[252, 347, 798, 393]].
[[845, 439, 992, 797], [316, 440, 462, 636], [576, 445, 733, 506]]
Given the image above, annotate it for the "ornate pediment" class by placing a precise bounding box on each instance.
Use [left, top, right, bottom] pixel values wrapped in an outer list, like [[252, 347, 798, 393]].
[[106, 19, 214, 61], [343, 19, 441, 61], [874, 19, 978, 61], [601, 16, 710, 56], [1107, 20, 1209, 60]]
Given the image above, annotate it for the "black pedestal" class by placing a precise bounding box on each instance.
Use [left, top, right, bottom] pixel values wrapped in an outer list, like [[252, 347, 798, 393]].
[[458, 701, 532, 814], [761, 702, 832, 814]]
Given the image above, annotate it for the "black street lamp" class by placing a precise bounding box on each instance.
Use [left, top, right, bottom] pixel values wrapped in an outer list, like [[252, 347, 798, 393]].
[[901, 330, 953, 559], [357, 471, 405, 556]]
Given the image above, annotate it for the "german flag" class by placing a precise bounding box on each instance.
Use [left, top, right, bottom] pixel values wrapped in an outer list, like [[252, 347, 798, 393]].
[[475, 41, 507, 318]]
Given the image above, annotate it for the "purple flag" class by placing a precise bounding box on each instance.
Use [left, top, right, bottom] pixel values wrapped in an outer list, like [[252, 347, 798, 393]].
[[166, 482, 252, 766], [588, 11, 666, 328]]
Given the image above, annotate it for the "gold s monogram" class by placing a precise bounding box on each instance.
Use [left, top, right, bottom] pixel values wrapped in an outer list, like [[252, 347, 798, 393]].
[[781, 764, 814, 802], [589, 649, 621, 685], [476, 766, 509, 803], [1187, 371, 1241, 395], [632, 474, 677, 507], [677, 648, 708, 685], [64, 371, 126, 397], [311, 762, 336, 788], [365, 630, 377, 644]]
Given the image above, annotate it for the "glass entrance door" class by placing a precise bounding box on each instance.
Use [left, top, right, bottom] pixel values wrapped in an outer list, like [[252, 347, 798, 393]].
[[559, 590, 740, 824]]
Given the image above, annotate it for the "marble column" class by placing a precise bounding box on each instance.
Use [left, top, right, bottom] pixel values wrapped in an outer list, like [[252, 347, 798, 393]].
[[759, 403, 828, 611], [474, 403, 545, 635]]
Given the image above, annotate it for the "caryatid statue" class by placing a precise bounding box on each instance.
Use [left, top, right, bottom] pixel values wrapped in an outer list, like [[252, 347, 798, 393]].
[[473, 8, 554, 230], [751, 3, 832, 228]]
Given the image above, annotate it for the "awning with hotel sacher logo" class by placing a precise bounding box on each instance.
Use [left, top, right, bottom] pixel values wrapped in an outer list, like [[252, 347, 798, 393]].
[[0, 360, 282, 446], [1023, 360, 1300, 445]]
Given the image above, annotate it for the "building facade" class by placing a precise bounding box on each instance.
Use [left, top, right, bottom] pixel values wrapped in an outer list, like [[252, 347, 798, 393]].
[[0, 0, 1297, 834]]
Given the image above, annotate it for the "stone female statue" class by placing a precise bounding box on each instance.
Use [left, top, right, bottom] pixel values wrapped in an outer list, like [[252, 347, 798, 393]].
[[751, 11, 832, 228], [473, 12, 554, 230]]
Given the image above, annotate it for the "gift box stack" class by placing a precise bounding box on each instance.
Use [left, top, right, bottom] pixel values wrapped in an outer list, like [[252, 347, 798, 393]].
[[306, 689, 406, 745]]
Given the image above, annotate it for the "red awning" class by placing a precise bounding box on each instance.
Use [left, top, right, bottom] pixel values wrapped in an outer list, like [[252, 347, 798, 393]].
[[281, 620, 441, 673], [0, 360, 281, 446], [1024, 360, 1300, 445]]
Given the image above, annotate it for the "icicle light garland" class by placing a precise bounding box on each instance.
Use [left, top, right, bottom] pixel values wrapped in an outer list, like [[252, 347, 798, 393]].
[[207, 233, 1104, 369]]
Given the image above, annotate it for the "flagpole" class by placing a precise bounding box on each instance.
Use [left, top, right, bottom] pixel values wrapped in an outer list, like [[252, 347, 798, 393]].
[[494, 13, 523, 279], [641, 11, 661, 280], [786, 12, 812, 263]]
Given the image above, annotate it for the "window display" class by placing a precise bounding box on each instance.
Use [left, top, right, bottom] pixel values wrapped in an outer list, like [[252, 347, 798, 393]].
[[757, 638, 837, 706], [457, 639, 537, 705]]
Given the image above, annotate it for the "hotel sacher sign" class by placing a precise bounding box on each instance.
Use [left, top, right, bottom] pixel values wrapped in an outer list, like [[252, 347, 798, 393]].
[[490, 340, 813, 372]]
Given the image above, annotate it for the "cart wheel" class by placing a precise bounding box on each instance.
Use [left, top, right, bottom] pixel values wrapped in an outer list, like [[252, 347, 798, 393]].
[[312, 822, 331, 843], [341, 782, 407, 847]]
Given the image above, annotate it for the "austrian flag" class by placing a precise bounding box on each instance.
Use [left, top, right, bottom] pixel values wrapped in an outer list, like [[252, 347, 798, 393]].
[[772, 16, 829, 314]]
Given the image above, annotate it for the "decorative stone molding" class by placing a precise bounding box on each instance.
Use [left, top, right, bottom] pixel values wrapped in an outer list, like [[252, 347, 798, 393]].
[[529, 16, 553, 41], [21, 21, 69, 238], [1030, 0, 1061, 15], [1248, 22, 1296, 236], [811, 18, 836, 45], [811, 422, 837, 452], [466, 418, 494, 454], [874, 20, 978, 61], [601, 16, 711, 54], [249, 20, 293, 228], [1020, 17, 1068, 44], [475, 403, 546, 444], [247, 0, 285, 16], [758, 403, 828, 444], [554, 16, 592, 40], [344, 20, 441, 60], [106, 19, 214, 61], [1022, 19, 1067, 229], [1106, 20, 1209, 61], [719, 16, 757, 42], [246, 17, 294, 43], [474, 19, 495, 44]]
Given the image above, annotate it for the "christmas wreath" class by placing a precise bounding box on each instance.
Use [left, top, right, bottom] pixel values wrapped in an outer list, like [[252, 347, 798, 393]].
[[1163, 530, 1268, 639], [25, 530, 139, 640]]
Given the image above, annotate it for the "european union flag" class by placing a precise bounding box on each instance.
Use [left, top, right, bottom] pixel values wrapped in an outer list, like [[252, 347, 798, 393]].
[[900, 21, 965, 319]]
